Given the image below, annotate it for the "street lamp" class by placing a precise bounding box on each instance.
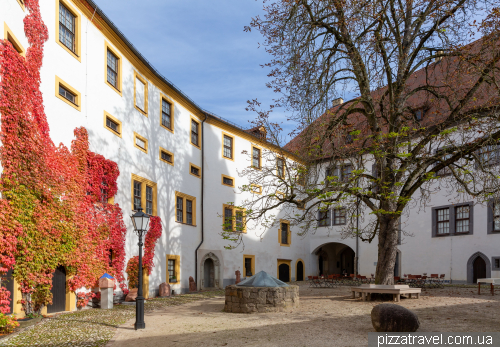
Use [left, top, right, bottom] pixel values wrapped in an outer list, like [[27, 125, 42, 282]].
[[130, 207, 150, 330]]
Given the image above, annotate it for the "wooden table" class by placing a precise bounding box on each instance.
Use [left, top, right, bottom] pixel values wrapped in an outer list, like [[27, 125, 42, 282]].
[[351, 284, 421, 302], [477, 278, 500, 295]]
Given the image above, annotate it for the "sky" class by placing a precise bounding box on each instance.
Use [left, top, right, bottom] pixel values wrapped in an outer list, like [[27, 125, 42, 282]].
[[93, 0, 294, 141]]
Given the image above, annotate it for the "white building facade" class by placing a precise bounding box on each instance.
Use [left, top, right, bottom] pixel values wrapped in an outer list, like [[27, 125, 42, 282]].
[[2, 0, 499, 314]]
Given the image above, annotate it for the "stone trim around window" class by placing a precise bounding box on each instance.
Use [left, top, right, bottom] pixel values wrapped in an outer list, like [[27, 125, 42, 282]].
[[431, 202, 474, 238], [492, 256, 500, 271], [487, 199, 500, 234]]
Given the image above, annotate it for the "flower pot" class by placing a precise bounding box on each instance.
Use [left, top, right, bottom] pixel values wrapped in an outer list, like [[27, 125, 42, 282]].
[[17, 316, 43, 329]]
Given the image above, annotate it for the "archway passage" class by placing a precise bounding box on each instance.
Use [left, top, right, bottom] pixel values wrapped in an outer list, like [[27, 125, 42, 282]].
[[278, 264, 290, 282], [313, 242, 356, 276], [1, 269, 14, 314], [204, 258, 215, 288], [47, 266, 66, 313], [296, 261, 304, 281], [473, 257, 487, 283]]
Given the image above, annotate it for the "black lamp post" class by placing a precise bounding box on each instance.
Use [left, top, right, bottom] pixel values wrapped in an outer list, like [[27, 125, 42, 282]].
[[130, 207, 150, 330]]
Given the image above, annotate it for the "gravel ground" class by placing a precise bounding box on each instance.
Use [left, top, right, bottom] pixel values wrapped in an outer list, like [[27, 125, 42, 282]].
[[0, 290, 224, 347], [108, 283, 500, 347]]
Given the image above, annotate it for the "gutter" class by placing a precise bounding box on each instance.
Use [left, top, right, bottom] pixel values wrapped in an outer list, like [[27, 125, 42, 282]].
[[194, 115, 207, 288]]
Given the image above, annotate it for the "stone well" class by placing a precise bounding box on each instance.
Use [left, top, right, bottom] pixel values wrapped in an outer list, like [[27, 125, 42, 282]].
[[224, 271, 299, 313]]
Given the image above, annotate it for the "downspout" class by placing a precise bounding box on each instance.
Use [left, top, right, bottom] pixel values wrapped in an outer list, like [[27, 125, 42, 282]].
[[194, 114, 206, 288], [355, 155, 361, 275]]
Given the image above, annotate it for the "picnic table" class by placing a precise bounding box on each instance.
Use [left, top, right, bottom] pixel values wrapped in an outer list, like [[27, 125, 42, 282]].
[[351, 284, 421, 302], [477, 278, 500, 296]]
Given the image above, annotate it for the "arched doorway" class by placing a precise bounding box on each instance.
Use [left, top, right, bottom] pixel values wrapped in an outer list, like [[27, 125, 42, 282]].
[[47, 266, 66, 313], [296, 260, 304, 281], [313, 242, 355, 276], [1, 269, 14, 314], [278, 264, 290, 282], [473, 257, 486, 283], [200, 252, 221, 290], [467, 252, 491, 284], [204, 258, 215, 288]]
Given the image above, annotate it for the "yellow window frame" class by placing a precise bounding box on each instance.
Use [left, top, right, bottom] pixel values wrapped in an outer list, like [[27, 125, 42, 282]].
[[160, 93, 174, 133], [133, 132, 148, 154], [278, 219, 291, 247], [4, 22, 25, 56], [134, 71, 148, 116], [103, 111, 122, 138], [189, 163, 201, 178], [104, 41, 122, 95], [159, 147, 174, 166], [251, 145, 262, 169], [243, 255, 255, 277], [175, 191, 197, 226], [221, 132, 235, 161], [250, 184, 262, 195], [166, 254, 181, 284], [190, 116, 201, 149], [55, 0, 81, 62], [130, 174, 157, 216], [222, 204, 246, 233], [55, 76, 81, 111], [221, 174, 235, 188]]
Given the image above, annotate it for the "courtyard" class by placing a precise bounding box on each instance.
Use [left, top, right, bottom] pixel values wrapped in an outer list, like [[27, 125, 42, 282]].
[[1, 284, 498, 347]]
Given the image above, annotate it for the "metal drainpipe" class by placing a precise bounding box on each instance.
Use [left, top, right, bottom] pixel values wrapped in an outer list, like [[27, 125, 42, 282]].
[[355, 155, 361, 275], [194, 115, 206, 288]]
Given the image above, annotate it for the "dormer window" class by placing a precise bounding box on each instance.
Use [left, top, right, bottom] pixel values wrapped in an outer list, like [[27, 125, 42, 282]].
[[415, 108, 426, 121]]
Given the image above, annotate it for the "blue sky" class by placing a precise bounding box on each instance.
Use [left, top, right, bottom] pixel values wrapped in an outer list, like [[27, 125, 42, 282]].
[[93, 0, 293, 141]]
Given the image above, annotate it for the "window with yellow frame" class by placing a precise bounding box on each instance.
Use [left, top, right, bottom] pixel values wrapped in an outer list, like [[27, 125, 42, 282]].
[[131, 174, 157, 216], [55, 76, 81, 111], [103, 111, 122, 137], [133, 132, 148, 154], [222, 204, 246, 233], [243, 255, 255, 277], [134, 71, 148, 115], [104, 41, 122, 95], [175, 191, 196, 226], [166, 254, 180, 284], [278, 219, 291, 246], [4, 23, 25, 56], [56, 0, 81, 61]]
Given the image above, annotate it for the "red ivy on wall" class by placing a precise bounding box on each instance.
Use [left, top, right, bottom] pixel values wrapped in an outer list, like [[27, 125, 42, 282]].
[[0, 0, 130, 313]]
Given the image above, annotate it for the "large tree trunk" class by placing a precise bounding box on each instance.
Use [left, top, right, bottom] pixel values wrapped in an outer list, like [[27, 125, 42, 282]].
[[374, 216, 399, 285]]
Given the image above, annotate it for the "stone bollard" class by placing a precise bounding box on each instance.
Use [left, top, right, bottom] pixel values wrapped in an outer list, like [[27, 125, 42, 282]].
[[235, 270, 241, 284], [99, 275, 114, 309]]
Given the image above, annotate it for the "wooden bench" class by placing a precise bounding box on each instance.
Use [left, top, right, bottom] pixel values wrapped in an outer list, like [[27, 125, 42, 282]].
[[351, 284, 421, 302]]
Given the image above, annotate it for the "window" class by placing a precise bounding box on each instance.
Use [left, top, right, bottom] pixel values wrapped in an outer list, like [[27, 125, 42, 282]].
[[175, 191, 196, 226], [100, 182, 108, 204], [191, 118, 200, 147], [106, 50, 118, 89], [55, 76, 81, 111], [243, 255, 255, 277], [59, 85, 76, 104], [487, 199, 500, 234], [435, 148, 452, 176], [131, 174, 157, 215], [176, 197, 183, 223], [415, 108, 426, 121], [432, 202, 473, 237], [478, 144, 500, 167], [455, 206, 470, 233], [134, 72, 148, 115], [436, 208, 450, 234], [103, 112, 122, 137], [252, 146, 261, 168], [168, 259, 175, 281], [250, 184, 262, 194], [4, 23, 25, 56], [346, 134, 353, 144], [223, 207, 233, 232], [318, 210, 330, 227], [493, 257, 500, 270], [221, 174, 235, 187], [222, 204, 246, 233], [186, 200, 193, 225], [134, 132, 148, 153], [222, 133, 234, 159], [277, 158, 285, 178], [59, 2, 76, 53], [161, 97, 173, 131], [190, 163, 201, 178], [333, 208, 346, 225], [133, 181, 142, 211], [159, 148, 174, 166], [56, 0, 80, 60], [332, 164, 353, 182], [16, 0, 25, 10], [166, 254, 180, 284], [279, 220, 291, 246]]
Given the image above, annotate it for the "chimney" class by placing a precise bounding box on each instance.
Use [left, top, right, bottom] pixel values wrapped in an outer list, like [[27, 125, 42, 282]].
[[332, 98, 344, 106]]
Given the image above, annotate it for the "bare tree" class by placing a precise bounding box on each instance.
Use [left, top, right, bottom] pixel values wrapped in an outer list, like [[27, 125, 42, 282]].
[[230, 0, 500, 284]]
